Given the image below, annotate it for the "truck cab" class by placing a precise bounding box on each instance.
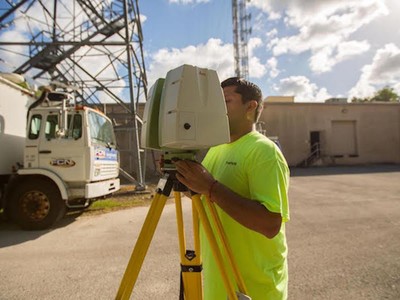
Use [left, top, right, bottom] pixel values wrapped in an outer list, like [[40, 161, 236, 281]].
[[1, 74, 120, 230], [24, 93, 119, 198]]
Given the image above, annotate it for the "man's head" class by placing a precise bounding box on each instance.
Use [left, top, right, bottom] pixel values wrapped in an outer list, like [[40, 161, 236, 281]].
[[221, 77, 263, 123]]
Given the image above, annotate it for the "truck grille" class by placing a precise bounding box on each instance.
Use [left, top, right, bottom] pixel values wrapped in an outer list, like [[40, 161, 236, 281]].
[[95, 163, 119, 178]]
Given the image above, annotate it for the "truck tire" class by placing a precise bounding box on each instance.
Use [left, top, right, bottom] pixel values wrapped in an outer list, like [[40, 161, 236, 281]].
[[8, 178, 66, 230]]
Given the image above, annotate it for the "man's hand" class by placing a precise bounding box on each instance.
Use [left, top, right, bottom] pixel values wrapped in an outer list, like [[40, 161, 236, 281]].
[[173, 159, 215, 195], [174, 159, 282, 238]]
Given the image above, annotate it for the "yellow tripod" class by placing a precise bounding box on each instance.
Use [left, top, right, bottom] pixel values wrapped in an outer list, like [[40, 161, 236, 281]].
[[115, 170, 251, 300]]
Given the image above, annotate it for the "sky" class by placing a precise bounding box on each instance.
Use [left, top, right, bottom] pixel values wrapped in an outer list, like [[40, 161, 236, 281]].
[[0, 0, 399, 103], [138, 0, 400, 102]]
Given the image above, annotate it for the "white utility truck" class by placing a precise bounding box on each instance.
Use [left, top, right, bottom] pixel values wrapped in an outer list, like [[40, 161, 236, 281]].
[[0, 73, 120, 230]]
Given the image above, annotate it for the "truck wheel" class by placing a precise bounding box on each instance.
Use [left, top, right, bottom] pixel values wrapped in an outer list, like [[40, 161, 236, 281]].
[[9, 178, 66, 230]]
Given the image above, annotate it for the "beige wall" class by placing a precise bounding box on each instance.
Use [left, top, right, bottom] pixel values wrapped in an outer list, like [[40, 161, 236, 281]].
[[261, 102, 400, 166]]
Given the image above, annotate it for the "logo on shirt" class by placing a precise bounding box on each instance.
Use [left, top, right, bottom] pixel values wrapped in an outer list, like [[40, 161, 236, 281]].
[[226, 161, 237, 166]]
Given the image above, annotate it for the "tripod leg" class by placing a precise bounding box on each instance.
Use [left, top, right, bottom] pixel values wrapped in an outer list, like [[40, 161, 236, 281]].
[[175, 192, 203, 300], [204, 197, 249, 297], [116, 191, 169, 300], [191, 194, 238, 300]]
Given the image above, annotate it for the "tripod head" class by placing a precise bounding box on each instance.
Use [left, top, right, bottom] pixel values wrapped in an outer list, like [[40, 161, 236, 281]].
[[158, 150, 197, 193]]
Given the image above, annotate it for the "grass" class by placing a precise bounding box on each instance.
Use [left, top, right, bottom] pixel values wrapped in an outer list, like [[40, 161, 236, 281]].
[[89, 198, 146, 210], [77, 184, 158, 216]]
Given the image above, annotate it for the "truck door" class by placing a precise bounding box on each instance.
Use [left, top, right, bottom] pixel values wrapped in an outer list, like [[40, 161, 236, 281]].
[[38, 112, 87, 182], [24, 114, 42, 169]]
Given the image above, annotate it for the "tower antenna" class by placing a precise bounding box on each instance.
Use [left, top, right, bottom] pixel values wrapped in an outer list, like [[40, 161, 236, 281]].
[[232, 0, 251, 79]]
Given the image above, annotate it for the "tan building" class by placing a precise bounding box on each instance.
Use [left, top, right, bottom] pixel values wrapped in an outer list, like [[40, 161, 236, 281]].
[[260, 102, 400, 167]]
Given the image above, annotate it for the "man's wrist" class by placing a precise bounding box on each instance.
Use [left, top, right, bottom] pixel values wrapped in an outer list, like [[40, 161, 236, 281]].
[[208, 180, 219, 202]]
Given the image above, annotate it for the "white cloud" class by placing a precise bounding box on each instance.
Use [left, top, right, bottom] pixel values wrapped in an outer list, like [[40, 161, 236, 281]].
[[349, 43, 400, 99], [273, 75, 332, 102], [247, 37, 267, 78], [256, 0, 388, 73], [249, 0, 283, 20], [309, 40, 371, 74], [368, 44, 400, 83], [147, 37, 268, 83], [251, 0, 388, 28], [248, 56, 266, 78], [266, 57, 279, 78], [147, 38, 234, 86], [336, 40, 371, 61], [309, 47, 335, 74], [393, 82, 400, 96]]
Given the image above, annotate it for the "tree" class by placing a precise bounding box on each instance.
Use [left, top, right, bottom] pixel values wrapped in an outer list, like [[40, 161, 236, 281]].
[[371, 86, 399, 102], [351, 96, 370, 103]]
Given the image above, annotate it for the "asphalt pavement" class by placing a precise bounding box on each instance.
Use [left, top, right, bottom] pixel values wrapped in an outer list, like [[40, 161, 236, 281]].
[[1, 164, 399, 299]]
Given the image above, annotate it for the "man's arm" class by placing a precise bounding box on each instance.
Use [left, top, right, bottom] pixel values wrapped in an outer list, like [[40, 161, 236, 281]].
[[174, 160, 282, 239]]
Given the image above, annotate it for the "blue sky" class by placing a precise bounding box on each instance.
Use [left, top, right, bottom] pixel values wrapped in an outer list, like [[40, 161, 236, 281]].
[[1, 0, 399, 102], [139, 0, 400, 102]]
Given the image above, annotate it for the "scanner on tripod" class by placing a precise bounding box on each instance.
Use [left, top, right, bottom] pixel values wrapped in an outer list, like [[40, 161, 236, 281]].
[[117, 65, 251, 300], [141, 64, 230, 151]]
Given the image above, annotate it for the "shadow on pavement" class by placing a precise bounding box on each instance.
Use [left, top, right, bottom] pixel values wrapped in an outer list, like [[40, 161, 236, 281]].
[[0, 210, 84, 248]]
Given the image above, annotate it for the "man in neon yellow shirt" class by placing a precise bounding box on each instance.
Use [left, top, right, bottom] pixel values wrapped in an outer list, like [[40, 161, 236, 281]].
[[175, 77, 290, 300]]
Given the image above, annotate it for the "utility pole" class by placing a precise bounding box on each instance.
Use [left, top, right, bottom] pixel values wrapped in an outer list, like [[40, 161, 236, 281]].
[[232, 0, 252, 79]]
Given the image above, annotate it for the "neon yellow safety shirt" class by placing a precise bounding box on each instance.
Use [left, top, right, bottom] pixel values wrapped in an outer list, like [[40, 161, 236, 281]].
[[200, 130, 290, 300]]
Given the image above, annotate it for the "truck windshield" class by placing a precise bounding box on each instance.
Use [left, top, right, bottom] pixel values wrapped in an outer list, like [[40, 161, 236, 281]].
[[88, 110, 116, 148]]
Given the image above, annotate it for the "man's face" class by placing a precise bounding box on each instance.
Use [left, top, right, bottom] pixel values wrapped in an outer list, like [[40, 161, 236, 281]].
[[223, 85, 249, 133]]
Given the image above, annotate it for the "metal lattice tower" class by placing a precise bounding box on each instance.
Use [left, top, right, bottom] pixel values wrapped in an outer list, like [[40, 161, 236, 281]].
[[0, 0, 147, 188], [232, 0, 251, 79]]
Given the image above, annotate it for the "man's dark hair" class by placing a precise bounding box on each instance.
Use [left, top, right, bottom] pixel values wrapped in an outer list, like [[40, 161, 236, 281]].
[[221, 77, 263, 104], [221, 77, 263, 121]]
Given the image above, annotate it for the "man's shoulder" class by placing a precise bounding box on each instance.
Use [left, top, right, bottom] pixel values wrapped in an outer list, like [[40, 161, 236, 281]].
[[206, 131, 280, 159], [245, 132, 289, 167], [246, 132, 278, 152]]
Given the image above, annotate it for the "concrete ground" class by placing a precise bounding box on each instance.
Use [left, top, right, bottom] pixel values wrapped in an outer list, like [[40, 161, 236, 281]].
[[0, 164, 399, 299], [287, 165, 400, 300]]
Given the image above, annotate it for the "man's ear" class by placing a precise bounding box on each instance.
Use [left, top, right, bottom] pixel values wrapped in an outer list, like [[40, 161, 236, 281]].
[[246, 100, 258, 112], [246, 100, 258, 121]]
